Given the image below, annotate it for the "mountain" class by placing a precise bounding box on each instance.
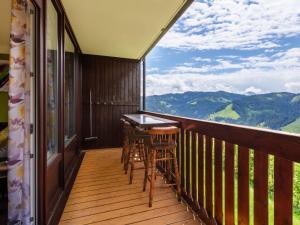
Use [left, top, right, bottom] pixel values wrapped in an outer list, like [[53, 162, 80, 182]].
[[146, 91, 300, 132]]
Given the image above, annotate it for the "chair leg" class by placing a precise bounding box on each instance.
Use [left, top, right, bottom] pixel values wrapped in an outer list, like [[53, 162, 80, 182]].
[[149, 149, 156, 207], [121, 147, 124, 163], [123, 146, 127, 170], [173, 151, 181, 202], [129, 143, 136, 184], [143, 150, 149, 192], [166, 159, 171, 183], [124, 142, 132, 174], [121, 138, 127, 163]]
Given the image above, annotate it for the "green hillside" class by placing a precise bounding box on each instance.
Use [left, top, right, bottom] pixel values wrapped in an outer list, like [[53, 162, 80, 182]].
[[209, 103, 240, 120], [146, 91, 300, 134], [282, 117, 300, 133]]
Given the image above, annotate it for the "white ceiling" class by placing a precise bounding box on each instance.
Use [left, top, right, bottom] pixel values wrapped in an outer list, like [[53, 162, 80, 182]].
[[0, 0, 11, 54], [61, 0, 189, 59]]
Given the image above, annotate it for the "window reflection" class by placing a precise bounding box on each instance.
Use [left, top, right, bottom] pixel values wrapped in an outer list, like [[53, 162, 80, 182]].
[[46, 0, 58, 159], [64, 31, 76, 145]]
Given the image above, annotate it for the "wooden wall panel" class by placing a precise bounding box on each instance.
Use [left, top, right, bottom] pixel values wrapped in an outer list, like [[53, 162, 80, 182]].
[[82, 54, 141, 148]]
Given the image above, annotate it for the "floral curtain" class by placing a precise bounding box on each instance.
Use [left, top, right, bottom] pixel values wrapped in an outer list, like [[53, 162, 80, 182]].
[[8, 0, 31, 224]]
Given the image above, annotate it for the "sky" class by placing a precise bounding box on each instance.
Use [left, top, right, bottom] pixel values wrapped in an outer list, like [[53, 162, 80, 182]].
[[146, 0, 300, 96]]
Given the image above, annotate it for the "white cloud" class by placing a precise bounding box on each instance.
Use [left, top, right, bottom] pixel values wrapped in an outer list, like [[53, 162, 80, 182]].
[[193, 57, 212, 62], [285, 82, 300, 92], [245, 48, 300, 69], [146, 0, 300, 96], [244, 86, 263, 94], [146, 68, 300, 96], [146, 67, 159, 73], [146, 48, 300, 96], [168, 48, 300, 76], [157, 0, 300, 51]]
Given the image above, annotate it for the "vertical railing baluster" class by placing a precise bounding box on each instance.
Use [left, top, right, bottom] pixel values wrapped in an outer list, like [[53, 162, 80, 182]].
[[180, 128, 185, 193], [214, 139, 223, 224], [198, 134, 204, 208], [175, 133, 180, 180], [141, 112, 299, 225], [254, 150, 268, 225], [225, 142, 235, 225], [274, 156, 293, 225], [192, 131, 197, 203], [206, 136, 213, 217], [186, 131, 191, 197], [238, 146, 250, 225]]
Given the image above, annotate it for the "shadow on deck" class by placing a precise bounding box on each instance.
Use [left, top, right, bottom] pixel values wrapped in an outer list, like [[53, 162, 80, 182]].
[[59, 148, 201, 225]]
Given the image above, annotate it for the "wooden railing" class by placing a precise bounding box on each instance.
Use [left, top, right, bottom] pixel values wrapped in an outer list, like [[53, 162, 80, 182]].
[[142, 111, 300, 225]]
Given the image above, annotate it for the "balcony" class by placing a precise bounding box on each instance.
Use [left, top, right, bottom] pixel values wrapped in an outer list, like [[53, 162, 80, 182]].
[[2, 0, 298, 224], [138, 111, 299, 225], [59, 149, 199, 225], [59, 110, 299, 225]]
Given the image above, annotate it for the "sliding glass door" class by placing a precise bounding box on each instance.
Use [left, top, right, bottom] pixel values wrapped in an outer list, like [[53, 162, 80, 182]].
[[46, 0, 59, 160], [64, 31, 76, 146]]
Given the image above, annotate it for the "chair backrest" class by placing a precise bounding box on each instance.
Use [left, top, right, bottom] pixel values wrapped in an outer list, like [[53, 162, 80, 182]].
[[120, 118, 133, 136], [147, 126, 180, 145]]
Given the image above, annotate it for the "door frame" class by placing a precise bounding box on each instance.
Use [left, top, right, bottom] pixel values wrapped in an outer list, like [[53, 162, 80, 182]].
[[28, 1, 38, 222], [32, 0, 82, 224]]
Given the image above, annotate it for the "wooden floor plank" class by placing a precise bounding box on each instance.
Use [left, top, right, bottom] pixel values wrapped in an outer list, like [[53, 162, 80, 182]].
[[61, 193, 176, 221], [59, 149, 201, 225], [129, 211, 193, 225], [169, 218, 201, 225], [64, 189, 172, 213]]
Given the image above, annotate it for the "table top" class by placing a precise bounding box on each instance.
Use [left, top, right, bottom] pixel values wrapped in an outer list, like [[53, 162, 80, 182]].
[[123, 114, 180, 128]]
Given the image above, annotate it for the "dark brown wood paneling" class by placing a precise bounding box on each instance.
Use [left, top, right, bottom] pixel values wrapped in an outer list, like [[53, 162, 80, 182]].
[[82, 55, 141, 148]]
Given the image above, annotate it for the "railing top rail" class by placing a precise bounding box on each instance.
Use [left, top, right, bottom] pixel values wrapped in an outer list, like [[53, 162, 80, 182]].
[[141, 110, 300, 163]]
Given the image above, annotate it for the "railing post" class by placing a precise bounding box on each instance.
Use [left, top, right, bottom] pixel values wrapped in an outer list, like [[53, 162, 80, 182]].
[[254, 151, 268, 225], [180, 128, 185, 194], [205, 136, 213, 217]]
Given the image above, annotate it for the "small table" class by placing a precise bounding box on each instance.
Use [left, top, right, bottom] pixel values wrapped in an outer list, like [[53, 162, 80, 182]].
[[123, 114, 180, 129]]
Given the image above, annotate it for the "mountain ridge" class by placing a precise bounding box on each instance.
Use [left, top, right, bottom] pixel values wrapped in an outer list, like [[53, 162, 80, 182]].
[[146, 91, 300, 132]]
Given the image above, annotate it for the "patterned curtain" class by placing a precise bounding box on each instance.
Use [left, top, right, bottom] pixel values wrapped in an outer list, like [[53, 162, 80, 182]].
[[8, 0, 31, 224]]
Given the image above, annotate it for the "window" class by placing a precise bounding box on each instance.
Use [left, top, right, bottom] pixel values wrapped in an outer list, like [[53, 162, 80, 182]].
[[64, 30, 76, 145], [46, 0, 59, 159]]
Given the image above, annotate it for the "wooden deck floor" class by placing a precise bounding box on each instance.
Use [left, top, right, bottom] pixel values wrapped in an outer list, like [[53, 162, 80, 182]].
[[59, 148, 200, 225]]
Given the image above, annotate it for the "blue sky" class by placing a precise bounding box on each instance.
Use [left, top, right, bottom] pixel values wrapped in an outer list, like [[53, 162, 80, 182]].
[[146, 0, 300, 96]]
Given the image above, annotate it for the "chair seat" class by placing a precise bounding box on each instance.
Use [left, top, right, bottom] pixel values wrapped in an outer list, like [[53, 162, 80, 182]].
[[149, 126, 179, 134]]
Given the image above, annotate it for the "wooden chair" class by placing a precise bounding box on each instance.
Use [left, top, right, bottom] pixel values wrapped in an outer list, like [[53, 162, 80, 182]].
[[143, 126, 181, 207], [120, 119, 138, 175], [127, 126, 149, 184], [121, 119, 148, 184]]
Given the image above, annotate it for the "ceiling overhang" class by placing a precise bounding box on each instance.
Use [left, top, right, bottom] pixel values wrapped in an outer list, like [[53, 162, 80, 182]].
[[61, 0, 193, 60]]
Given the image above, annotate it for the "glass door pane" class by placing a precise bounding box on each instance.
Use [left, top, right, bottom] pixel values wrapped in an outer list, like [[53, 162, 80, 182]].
[[46, 0, 59, 159], [64, 31, 75, 145]]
